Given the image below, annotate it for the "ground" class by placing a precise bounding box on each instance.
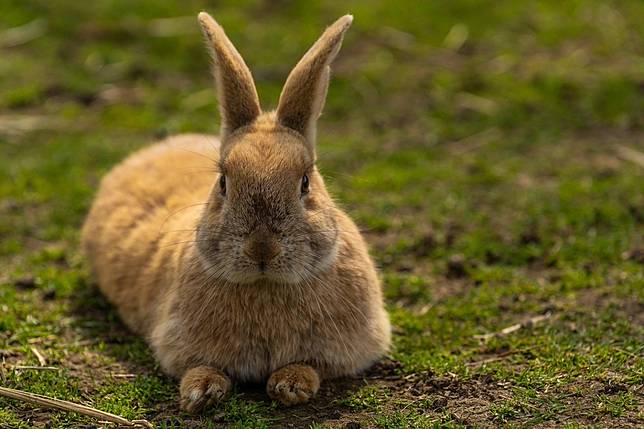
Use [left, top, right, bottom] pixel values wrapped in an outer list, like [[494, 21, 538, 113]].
[[0, 0, 642, 428]]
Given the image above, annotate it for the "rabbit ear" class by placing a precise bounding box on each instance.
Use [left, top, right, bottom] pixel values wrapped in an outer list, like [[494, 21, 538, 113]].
[[276, 15, 353, 148], [198, 12, 261, 140]]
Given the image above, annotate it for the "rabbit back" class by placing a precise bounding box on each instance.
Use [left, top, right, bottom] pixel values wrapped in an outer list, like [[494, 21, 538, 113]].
[[82, 134, 220, 334]]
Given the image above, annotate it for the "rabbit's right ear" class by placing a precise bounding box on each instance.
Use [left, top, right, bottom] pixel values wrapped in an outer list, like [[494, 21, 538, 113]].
[[276, 15, 353, 150], [198, 12, 261, 141]]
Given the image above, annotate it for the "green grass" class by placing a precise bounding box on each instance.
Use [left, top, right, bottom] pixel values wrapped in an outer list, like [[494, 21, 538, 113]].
[[1, 0, 643, 427]]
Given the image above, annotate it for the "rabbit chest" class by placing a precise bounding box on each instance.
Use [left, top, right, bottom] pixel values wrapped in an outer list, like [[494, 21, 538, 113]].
[[152, 276, 372, 382]]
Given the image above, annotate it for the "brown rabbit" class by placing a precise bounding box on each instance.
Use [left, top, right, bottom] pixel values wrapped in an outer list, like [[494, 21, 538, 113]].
[[82, 12, 390, 411]]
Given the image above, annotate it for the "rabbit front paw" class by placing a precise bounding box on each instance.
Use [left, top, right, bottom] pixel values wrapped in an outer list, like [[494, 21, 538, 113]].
[[180, 366, 231, 413], [266, 364, 320, 406]]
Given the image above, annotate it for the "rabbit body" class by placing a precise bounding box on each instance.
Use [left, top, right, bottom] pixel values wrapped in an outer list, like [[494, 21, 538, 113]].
[[83, 132, 390, 383], [82, 13, 390, 408]]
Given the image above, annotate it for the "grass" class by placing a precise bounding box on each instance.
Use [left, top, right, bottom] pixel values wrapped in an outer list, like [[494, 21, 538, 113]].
[[0, 0, 643, 427]]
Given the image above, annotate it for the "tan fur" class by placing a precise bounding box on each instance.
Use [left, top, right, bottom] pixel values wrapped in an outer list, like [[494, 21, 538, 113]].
[[180, 366, 231, 412], [198, 12, 260, 138], [277, 15, 353, 145], [267, 364, 320, 406], [82, 13, 390, 410]]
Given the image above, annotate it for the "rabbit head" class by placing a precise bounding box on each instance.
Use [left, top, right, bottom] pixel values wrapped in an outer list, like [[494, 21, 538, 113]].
[[195, 12, 353, 285]]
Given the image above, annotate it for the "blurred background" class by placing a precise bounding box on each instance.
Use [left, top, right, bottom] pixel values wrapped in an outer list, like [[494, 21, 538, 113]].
[[1, 1, 642, 428]]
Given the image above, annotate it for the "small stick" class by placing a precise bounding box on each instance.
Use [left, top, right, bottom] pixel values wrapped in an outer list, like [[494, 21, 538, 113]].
[[0, 357, 6, 383], [0, 19, 46, 48], [466, 350, 518, 367], [30, 346, 48, 366], [13, 366, 59, 371], [27, 335, 57, 345], [111, 373, 137, 379], [616, 144, 644, 168], [0, 386, 153, 428], [474, 313, 553, 341]]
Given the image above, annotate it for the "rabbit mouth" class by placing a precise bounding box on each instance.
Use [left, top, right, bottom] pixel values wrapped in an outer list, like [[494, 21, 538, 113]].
[[198, 239, 339, 286], [224, 268, 304, 285]]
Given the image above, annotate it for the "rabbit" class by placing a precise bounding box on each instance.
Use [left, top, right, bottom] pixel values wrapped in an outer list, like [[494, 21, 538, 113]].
[[81, 12, 391, 411]]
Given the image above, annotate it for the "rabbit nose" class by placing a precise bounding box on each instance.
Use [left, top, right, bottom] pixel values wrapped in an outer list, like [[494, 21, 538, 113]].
[[243, 228, 280, 266]]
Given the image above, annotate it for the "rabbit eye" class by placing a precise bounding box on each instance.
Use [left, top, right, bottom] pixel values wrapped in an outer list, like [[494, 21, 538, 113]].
[[219, 175, 226, 196], [301, 174, 309, 195]]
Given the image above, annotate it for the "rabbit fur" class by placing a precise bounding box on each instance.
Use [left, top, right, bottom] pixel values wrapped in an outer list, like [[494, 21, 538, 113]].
[[82, 12, 390, 410]]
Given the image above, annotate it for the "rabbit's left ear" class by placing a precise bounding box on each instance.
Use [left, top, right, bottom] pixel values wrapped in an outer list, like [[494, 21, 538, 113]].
[[198, 12, 261, 141], [276, 15, 353, 149]]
